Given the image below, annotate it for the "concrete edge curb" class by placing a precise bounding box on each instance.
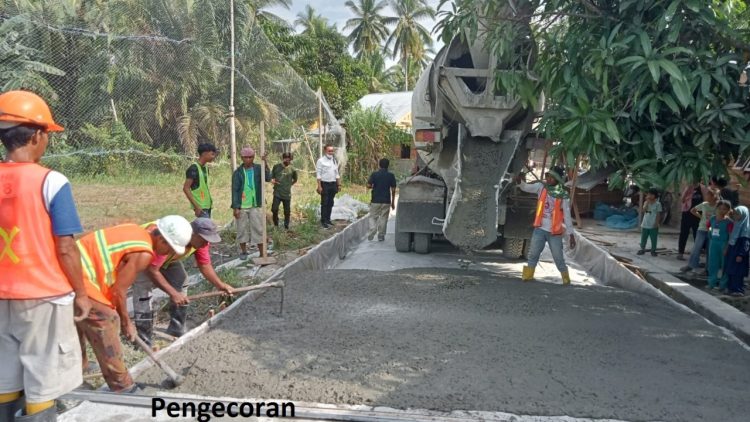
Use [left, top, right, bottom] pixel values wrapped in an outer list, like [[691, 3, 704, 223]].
[[128, 216, 370, 378], [625, 256, 750, 346]]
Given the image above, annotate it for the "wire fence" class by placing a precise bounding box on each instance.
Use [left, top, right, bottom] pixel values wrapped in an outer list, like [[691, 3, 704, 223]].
[[0, 1, 344, 177]]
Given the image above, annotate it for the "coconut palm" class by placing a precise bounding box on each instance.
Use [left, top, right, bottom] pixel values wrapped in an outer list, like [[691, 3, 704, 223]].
[[384, 0, 435, 90], [248, 0, 293, 27], [294, 4, 333, 36], [344, 0, 390, 58]]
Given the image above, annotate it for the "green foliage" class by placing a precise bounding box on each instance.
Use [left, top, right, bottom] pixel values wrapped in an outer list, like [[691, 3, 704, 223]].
[[438, 0, 750, 189], [345, 106, 409, 184], [43, 121, 186, 176]]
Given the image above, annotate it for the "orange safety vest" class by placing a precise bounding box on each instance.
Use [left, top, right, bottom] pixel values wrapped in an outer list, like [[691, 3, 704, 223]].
[[0, 163, 73, 299], [533, 187, 565, 235], [77, 224, 154, 307]]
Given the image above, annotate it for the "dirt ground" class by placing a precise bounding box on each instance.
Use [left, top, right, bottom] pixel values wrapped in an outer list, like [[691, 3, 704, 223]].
[[138, 268, 750, 422]]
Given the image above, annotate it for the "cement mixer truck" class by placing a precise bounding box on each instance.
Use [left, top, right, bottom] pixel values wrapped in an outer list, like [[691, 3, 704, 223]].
[[395, 10, 539, 256]]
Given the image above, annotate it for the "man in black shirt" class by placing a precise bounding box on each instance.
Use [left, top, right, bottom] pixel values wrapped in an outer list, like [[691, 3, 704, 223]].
[[367, 158, 397, 241], [183, 143, 217, 218]]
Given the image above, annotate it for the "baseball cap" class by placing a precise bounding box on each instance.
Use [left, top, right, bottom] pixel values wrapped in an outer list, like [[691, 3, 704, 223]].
[[191, 218, 222, 243]]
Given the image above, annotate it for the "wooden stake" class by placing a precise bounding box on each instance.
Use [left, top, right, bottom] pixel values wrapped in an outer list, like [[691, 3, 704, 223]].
[[254, 121, 277, 266], [570, 155, 583, 229]]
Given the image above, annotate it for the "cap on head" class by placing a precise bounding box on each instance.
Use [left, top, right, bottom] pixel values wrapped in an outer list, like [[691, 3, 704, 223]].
[[0, 90, 63, 132], [241, 146, 255, 157], [191, 218, 221, 243], [156, 215, 193, 255]]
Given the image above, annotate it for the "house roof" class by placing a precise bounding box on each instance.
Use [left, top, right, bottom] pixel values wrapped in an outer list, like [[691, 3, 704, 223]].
[[358, 92, 413, 125]]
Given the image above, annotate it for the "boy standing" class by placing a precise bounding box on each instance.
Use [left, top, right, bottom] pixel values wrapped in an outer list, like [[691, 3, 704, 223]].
[[706, 200, 733, 291], [271, 152, 298, 230], [638, 188, 662, 256], [366, 158, 397, 241], [183, 143, 217, 218]]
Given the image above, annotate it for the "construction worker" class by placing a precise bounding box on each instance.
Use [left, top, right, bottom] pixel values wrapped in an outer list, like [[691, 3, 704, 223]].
[[232, 146, 271, 259], [133, 218, 234, 346], [516, 166, 577, 284], [75, 217, 192, 394], [183, 143, 217, 218], [0, 91, 92, 421]]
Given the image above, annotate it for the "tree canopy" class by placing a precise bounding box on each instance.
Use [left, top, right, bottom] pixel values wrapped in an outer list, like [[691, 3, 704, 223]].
[[438, 0, 750, 189]]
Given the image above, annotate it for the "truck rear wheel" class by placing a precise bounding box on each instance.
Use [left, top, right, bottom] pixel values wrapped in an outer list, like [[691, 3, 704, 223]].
[[503, 238, 526, 259], [413, 233, 432, 254], [395, 232, 412, 252]]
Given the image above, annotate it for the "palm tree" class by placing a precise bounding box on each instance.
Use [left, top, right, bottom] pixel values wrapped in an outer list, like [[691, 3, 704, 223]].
[[361, 51, 394, 92], [294, 4, 332, 36], [248, 0, 293, 28], [343, 0, 390, 58], [384, 0, 435, 90]]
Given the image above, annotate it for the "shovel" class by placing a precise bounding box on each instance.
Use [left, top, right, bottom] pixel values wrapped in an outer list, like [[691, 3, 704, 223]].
[[133, 336, 184, 388]]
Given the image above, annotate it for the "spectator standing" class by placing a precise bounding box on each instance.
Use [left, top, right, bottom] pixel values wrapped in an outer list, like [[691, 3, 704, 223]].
[[638, 188, 663, 256], [706, 200, 733, 291], [516, 166, 577, 285], [271, 152, 298, 230], [725, 206, 750, 297], [712, 176, 739, 208], [232, 146, 271, 260], [681, 189, 718, 274], [316, 144, 340, 229], [366, 158, 397, 241], [183, 143, 217, 218], [677, 182, 704, 260], [0, 90, 92, 420]]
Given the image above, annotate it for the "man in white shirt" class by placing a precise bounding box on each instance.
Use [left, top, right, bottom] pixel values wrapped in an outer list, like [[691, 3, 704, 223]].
[[515, 166, 576, 285], [316, 144, 340, 229]]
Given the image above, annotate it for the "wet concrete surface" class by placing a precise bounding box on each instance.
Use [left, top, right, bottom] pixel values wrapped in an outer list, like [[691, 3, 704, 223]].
[[138, 268, 750, 422]]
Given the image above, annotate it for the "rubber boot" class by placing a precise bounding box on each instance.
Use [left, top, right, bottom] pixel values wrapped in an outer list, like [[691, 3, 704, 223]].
[[14, 406, 56, 422], [166, 305, 187, 338], [0, 397, 23, 422], [561, 271, 571, 285], [522, 266, 535, 282], [134, 311, 154, 347]]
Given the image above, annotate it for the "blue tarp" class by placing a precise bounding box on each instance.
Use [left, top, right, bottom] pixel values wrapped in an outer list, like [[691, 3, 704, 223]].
[[593, 202, 639, 230]]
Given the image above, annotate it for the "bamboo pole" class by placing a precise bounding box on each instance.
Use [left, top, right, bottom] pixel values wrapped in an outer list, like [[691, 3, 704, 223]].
[[317, 88, 323, 157], [570, 155, 583, 229], [229, 0, 238, 170], [187, 281, 284, 301]]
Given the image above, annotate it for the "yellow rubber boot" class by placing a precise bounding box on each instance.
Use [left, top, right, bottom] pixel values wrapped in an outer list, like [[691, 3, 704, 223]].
[[561, 271, 571, 285], [522, 266, 535, 282]]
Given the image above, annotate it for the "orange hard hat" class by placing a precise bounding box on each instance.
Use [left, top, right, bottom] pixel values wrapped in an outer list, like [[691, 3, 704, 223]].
[[0, 90, 63, 132]]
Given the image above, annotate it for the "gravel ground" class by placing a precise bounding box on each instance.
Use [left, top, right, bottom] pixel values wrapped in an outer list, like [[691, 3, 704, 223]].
[[139, 268, 750, 422]]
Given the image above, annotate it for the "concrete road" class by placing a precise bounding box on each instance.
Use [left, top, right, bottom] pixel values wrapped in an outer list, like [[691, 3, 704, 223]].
[[134, 216, 750, 422]]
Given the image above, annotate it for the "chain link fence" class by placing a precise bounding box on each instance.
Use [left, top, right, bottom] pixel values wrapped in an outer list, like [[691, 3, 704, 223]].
[[0, 1, 346, 227]]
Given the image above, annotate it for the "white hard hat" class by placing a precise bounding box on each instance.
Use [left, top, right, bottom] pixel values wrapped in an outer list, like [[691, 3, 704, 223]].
[[156, 215, 193, 255]]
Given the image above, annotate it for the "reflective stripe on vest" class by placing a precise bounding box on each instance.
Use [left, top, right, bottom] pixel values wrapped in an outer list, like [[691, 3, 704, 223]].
[[142, 221, 196, 268], [0, 163, 72, 299], [191, 163, 212, 209], [77, 224, 154, 307], [533, 187, 565, 235]]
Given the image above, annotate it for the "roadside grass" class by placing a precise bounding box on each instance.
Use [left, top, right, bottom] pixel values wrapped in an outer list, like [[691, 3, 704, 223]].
[[70, 161, 369, 234]]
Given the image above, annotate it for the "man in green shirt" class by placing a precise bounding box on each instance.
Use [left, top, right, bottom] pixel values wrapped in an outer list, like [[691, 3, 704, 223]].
[[271, 152, 298, 230], [183, 143, 217, 218], [231, 146, 271, 260]]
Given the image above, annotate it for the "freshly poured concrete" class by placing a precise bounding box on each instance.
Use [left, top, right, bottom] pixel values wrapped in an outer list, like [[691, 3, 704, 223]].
[[138, 267, 750, 422]]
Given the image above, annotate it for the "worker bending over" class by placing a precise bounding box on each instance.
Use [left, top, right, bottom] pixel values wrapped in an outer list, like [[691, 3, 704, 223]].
[[75, 217, 192, 393], [133, 218, 234, 346]]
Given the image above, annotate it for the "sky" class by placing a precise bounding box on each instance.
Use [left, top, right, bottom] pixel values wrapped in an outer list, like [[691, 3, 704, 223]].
[[267, 0, 446, 63]]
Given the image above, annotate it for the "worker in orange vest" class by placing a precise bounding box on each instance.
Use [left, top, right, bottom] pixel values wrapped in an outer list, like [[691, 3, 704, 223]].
[[75, 216, 192, 394], [0, 90, 93, 422], [516, 166, 577, 285]]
